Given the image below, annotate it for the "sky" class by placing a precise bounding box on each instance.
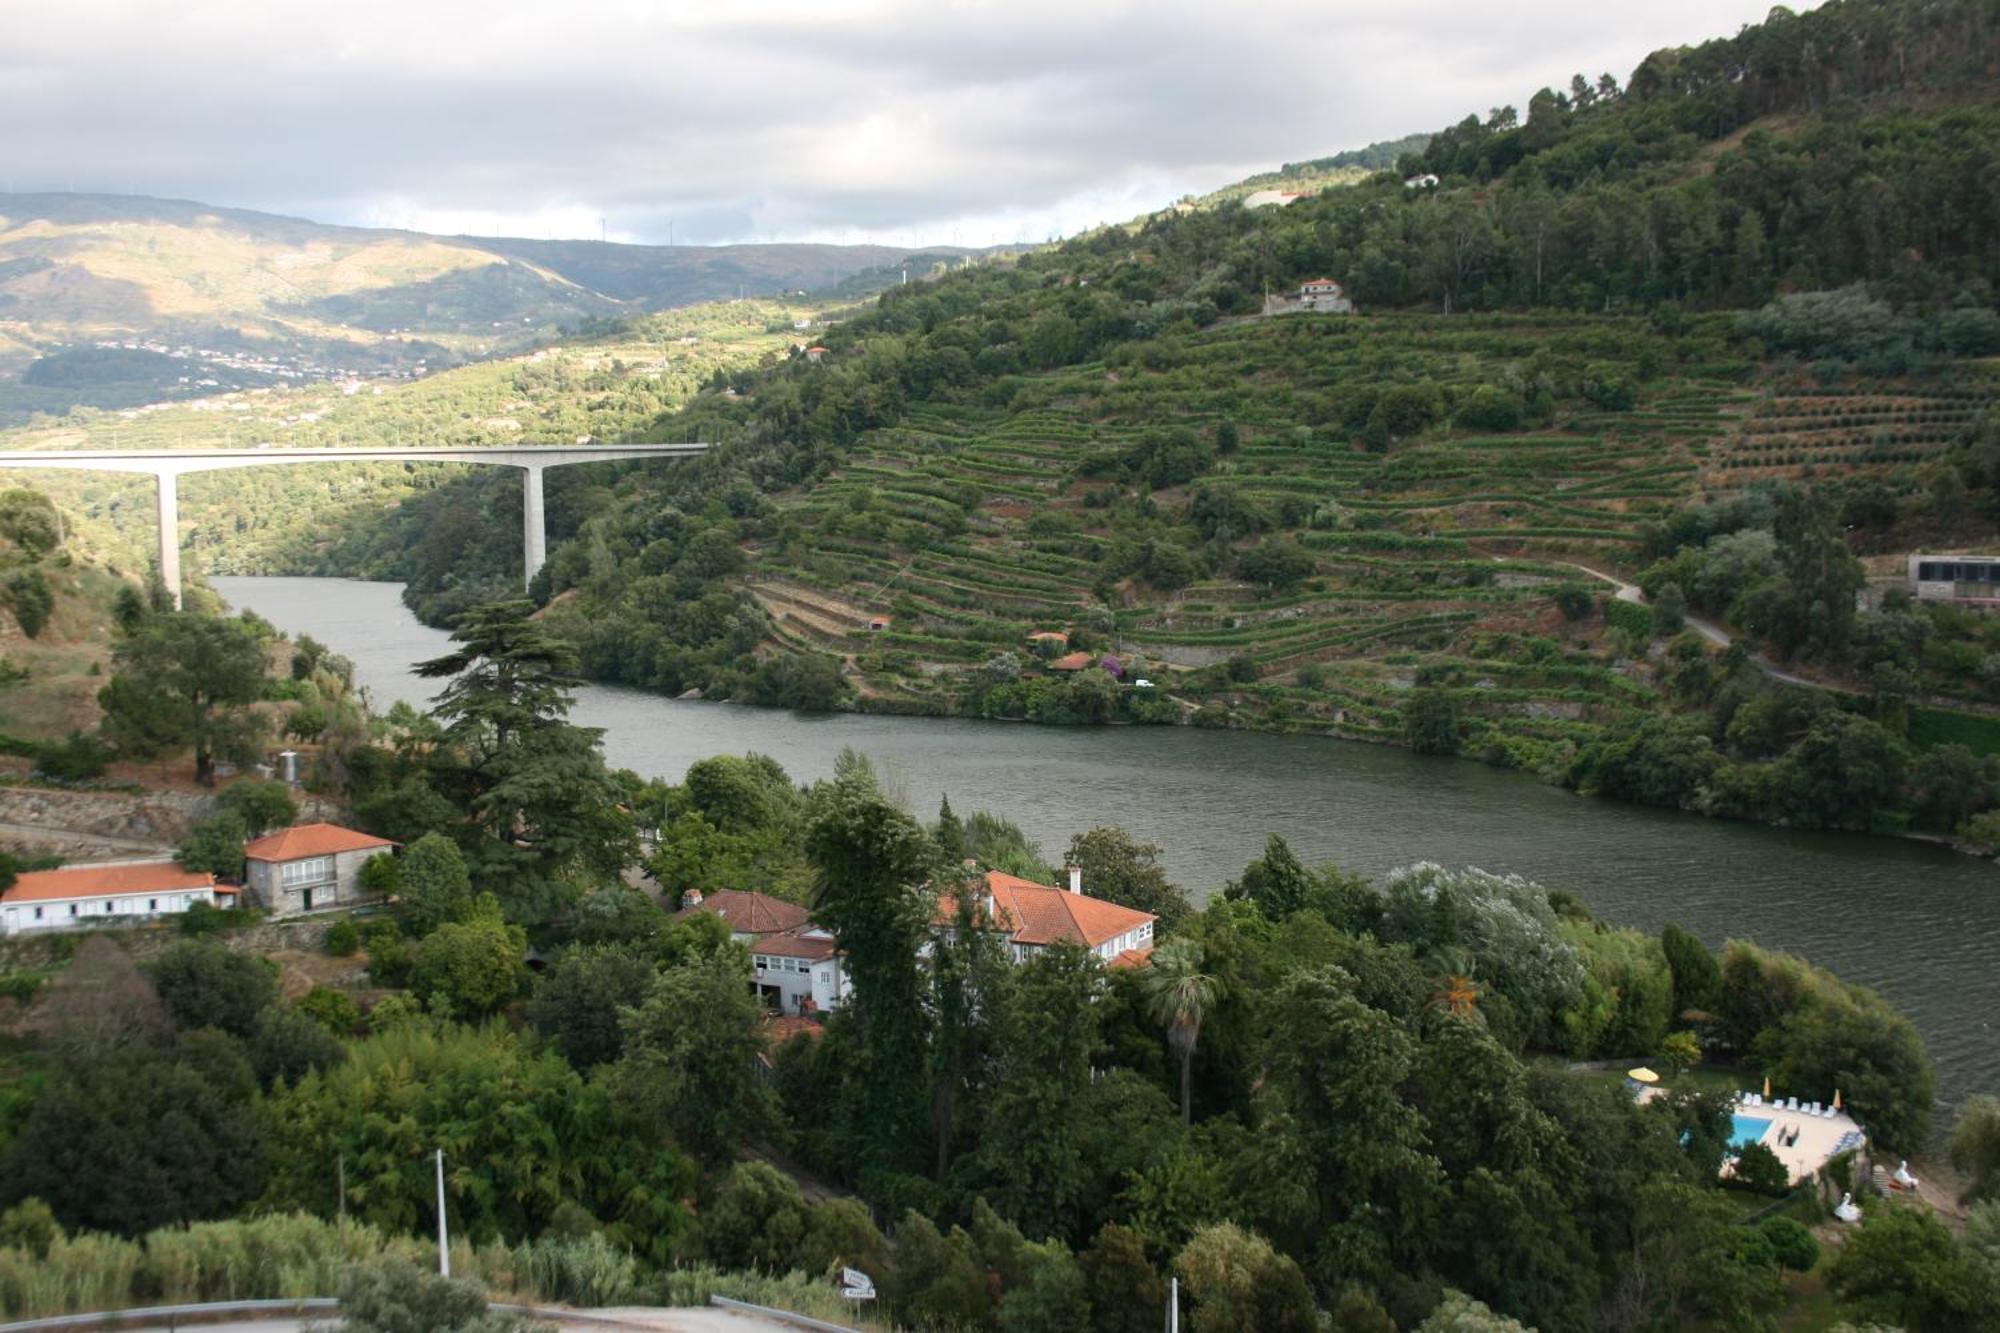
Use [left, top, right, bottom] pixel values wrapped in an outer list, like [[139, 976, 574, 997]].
[[1, 0, 1801, 249]]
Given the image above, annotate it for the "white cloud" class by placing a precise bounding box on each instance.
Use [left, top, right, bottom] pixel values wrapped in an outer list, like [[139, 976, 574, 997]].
[[0, 0, 1805, 246]]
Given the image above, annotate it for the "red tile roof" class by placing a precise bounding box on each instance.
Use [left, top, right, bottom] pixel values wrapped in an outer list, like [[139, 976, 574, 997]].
[[941, 871, 1155, 950], [243, 823, 397, 863], [2, 861, 214, 904], [675, 889, 811, 936], [1048, 651, 1094, 671], [1111, 946, 1155, 970], [753, 928, 837, 962]]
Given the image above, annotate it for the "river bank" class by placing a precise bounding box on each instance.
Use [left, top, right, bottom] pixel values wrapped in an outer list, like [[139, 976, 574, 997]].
[[216, 575, 2000, 1122]]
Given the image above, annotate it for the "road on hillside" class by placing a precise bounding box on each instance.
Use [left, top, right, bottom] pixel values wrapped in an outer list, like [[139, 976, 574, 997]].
[[1545, 559, 1841, 691], [116, 1310, 818, 1332]]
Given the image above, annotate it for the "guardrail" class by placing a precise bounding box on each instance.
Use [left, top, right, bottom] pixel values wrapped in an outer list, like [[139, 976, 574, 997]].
[[0, 1297, 663, 1331], [709, 1295, 862, 1332], [0, 1297, 337, 1329]]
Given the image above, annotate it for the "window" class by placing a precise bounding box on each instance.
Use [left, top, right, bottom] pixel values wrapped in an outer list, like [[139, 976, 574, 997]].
[[68, 904, 77, 916], [149, 899, 158, 911], [280, 857, 333, 890], [105, 901, 115, 913], [32, 907, 42, 920]]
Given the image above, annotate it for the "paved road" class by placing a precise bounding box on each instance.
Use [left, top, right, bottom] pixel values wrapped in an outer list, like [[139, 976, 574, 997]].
[[1551, 560, 1840, 691], [118, 1310, 811, 1332]]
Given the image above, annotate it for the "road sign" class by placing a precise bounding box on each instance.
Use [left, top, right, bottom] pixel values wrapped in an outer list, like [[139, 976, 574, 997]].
[[840, 1266, 876, 1300]]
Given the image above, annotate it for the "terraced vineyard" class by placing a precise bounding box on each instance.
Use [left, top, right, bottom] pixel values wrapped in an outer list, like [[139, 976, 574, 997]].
[[1706, 382, 2000, 485], [726, 311, 1812, 742]]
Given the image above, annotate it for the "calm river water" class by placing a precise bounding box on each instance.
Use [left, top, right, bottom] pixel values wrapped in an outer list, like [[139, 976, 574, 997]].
[[217, 576, 2000, 1118]]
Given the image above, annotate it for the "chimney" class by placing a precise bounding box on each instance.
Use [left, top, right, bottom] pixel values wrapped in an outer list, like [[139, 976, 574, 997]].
[[683, 888, 704, 908], [1066, 864, 1082, 895]]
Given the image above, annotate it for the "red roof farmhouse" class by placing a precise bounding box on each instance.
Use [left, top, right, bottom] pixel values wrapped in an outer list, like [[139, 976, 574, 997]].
[[243, 822, 397, 917]]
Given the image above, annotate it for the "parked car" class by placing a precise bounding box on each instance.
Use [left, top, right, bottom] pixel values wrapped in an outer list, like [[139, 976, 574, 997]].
[[1133, 678, 1155, 688]]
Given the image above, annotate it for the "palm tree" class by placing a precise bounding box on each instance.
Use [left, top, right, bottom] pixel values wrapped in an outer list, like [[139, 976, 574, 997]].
[[1145, 938, 1221, 1126]]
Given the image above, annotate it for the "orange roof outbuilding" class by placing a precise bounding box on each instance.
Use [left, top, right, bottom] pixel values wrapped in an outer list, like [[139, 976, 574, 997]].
[[242, 823, 397, 863], [2, 861, 215, 904], [1048, 651, 1094, 671]]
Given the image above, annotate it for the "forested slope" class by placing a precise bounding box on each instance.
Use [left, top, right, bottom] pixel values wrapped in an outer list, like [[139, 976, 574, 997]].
[[308, 0, 2000, 840]]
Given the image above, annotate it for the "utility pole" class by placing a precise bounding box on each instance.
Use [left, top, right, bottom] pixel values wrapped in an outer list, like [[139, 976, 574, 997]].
[[435, 1149, 450, 1277], [1166, 1276, 1178, 1333]]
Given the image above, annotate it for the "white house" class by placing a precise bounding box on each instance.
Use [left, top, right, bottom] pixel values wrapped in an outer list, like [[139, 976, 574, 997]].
[[748, 927, 847, 1014], [1243, 189, 1308, 209], [939, 867, 1157, 968], [0, 859, 230, 936], [1404, 173, 1441, 189], [242, 823, 397, 917], [1296, 278, 1355, 314], [677, 870, 1157, 1015], [675, 889, 845, 1014]]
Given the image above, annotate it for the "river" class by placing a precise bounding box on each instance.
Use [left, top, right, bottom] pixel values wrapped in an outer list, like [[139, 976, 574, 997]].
[[217, 576, 2000, 1118]]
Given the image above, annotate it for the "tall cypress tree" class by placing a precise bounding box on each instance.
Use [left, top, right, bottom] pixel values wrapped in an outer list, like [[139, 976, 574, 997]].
[[417, 600, 635, 924]]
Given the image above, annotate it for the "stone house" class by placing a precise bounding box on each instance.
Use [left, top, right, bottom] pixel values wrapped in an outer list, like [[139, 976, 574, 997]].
[[242, 822, 397, 917]]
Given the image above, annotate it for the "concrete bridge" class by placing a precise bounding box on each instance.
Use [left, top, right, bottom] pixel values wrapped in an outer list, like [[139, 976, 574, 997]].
[[0, 443, 707, 606]]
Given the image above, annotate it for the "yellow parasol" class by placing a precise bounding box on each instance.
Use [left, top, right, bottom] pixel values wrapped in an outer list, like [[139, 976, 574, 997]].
[[1763, 1075, 1772, 1099], [1833, 1089, 1842, 1111], [1627, 1067, 1661, 1084]]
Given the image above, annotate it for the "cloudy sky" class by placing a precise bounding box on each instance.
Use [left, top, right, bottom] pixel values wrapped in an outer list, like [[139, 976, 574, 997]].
[[3, 1, 1796, 248]]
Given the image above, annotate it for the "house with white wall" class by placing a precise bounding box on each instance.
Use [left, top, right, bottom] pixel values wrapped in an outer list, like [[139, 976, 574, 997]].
[[675, 889, 846, 1014], [0, 859, 230, 936], [242, 823, 396, 917], [942, 867, 1157, 967], [1295, 278, 1355, 313], [677, 869, 1157, 1016]]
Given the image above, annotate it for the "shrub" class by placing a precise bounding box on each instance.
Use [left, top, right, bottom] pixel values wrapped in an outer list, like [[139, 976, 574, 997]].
[[1759, 1216, 1818, 1272], [297, 986, 362, 1036], [4, 571, 53, 640], [325, 919, 361, 957], [1401, 689, 1461, 756], [33, 734, 110, 782], [1552, 585, 1595, 621]]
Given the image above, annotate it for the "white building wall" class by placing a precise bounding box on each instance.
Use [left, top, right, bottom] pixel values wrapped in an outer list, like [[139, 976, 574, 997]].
[[0, 888, 219, 936]]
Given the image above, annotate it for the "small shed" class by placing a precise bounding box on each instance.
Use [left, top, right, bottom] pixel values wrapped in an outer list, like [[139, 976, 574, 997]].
[[1048, 651, 1094, 672]]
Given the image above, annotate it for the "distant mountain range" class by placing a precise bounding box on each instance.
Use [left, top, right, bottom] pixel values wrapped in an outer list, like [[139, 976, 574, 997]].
[[0, 192, 973, 420]]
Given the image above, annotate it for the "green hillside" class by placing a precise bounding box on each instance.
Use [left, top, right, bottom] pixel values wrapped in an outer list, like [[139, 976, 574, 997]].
[[0, 192, 969, 422], [294, 0, 2000, 841], [5, 0, 1999, 843]]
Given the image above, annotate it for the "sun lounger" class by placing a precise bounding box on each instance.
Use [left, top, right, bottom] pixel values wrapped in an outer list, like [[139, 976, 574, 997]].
[[1807, 1101, 1820, 1114], [1786, 1097, 1800, 1110]]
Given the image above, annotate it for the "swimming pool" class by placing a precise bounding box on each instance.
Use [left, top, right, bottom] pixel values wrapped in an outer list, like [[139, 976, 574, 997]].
[[1730, 1113, 1773, 1149]]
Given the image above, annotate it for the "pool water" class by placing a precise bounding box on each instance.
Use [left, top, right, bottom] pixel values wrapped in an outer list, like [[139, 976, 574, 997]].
[[1730, 1114, 1774, 1149]]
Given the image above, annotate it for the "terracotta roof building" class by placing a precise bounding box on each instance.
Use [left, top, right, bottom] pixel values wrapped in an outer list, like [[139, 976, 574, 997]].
[[1048, 651, 1095, 672], [674, 889, 812, 938], [940, 868, 1157, 965], [0, 859, 226, 936], [242, 822, 397, 918]]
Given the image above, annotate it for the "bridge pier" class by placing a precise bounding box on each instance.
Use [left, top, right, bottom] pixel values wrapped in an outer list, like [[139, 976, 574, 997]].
[[154, 468, 181, 610], [0, 444, 704, 607], [521, 465, 545, 591]]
